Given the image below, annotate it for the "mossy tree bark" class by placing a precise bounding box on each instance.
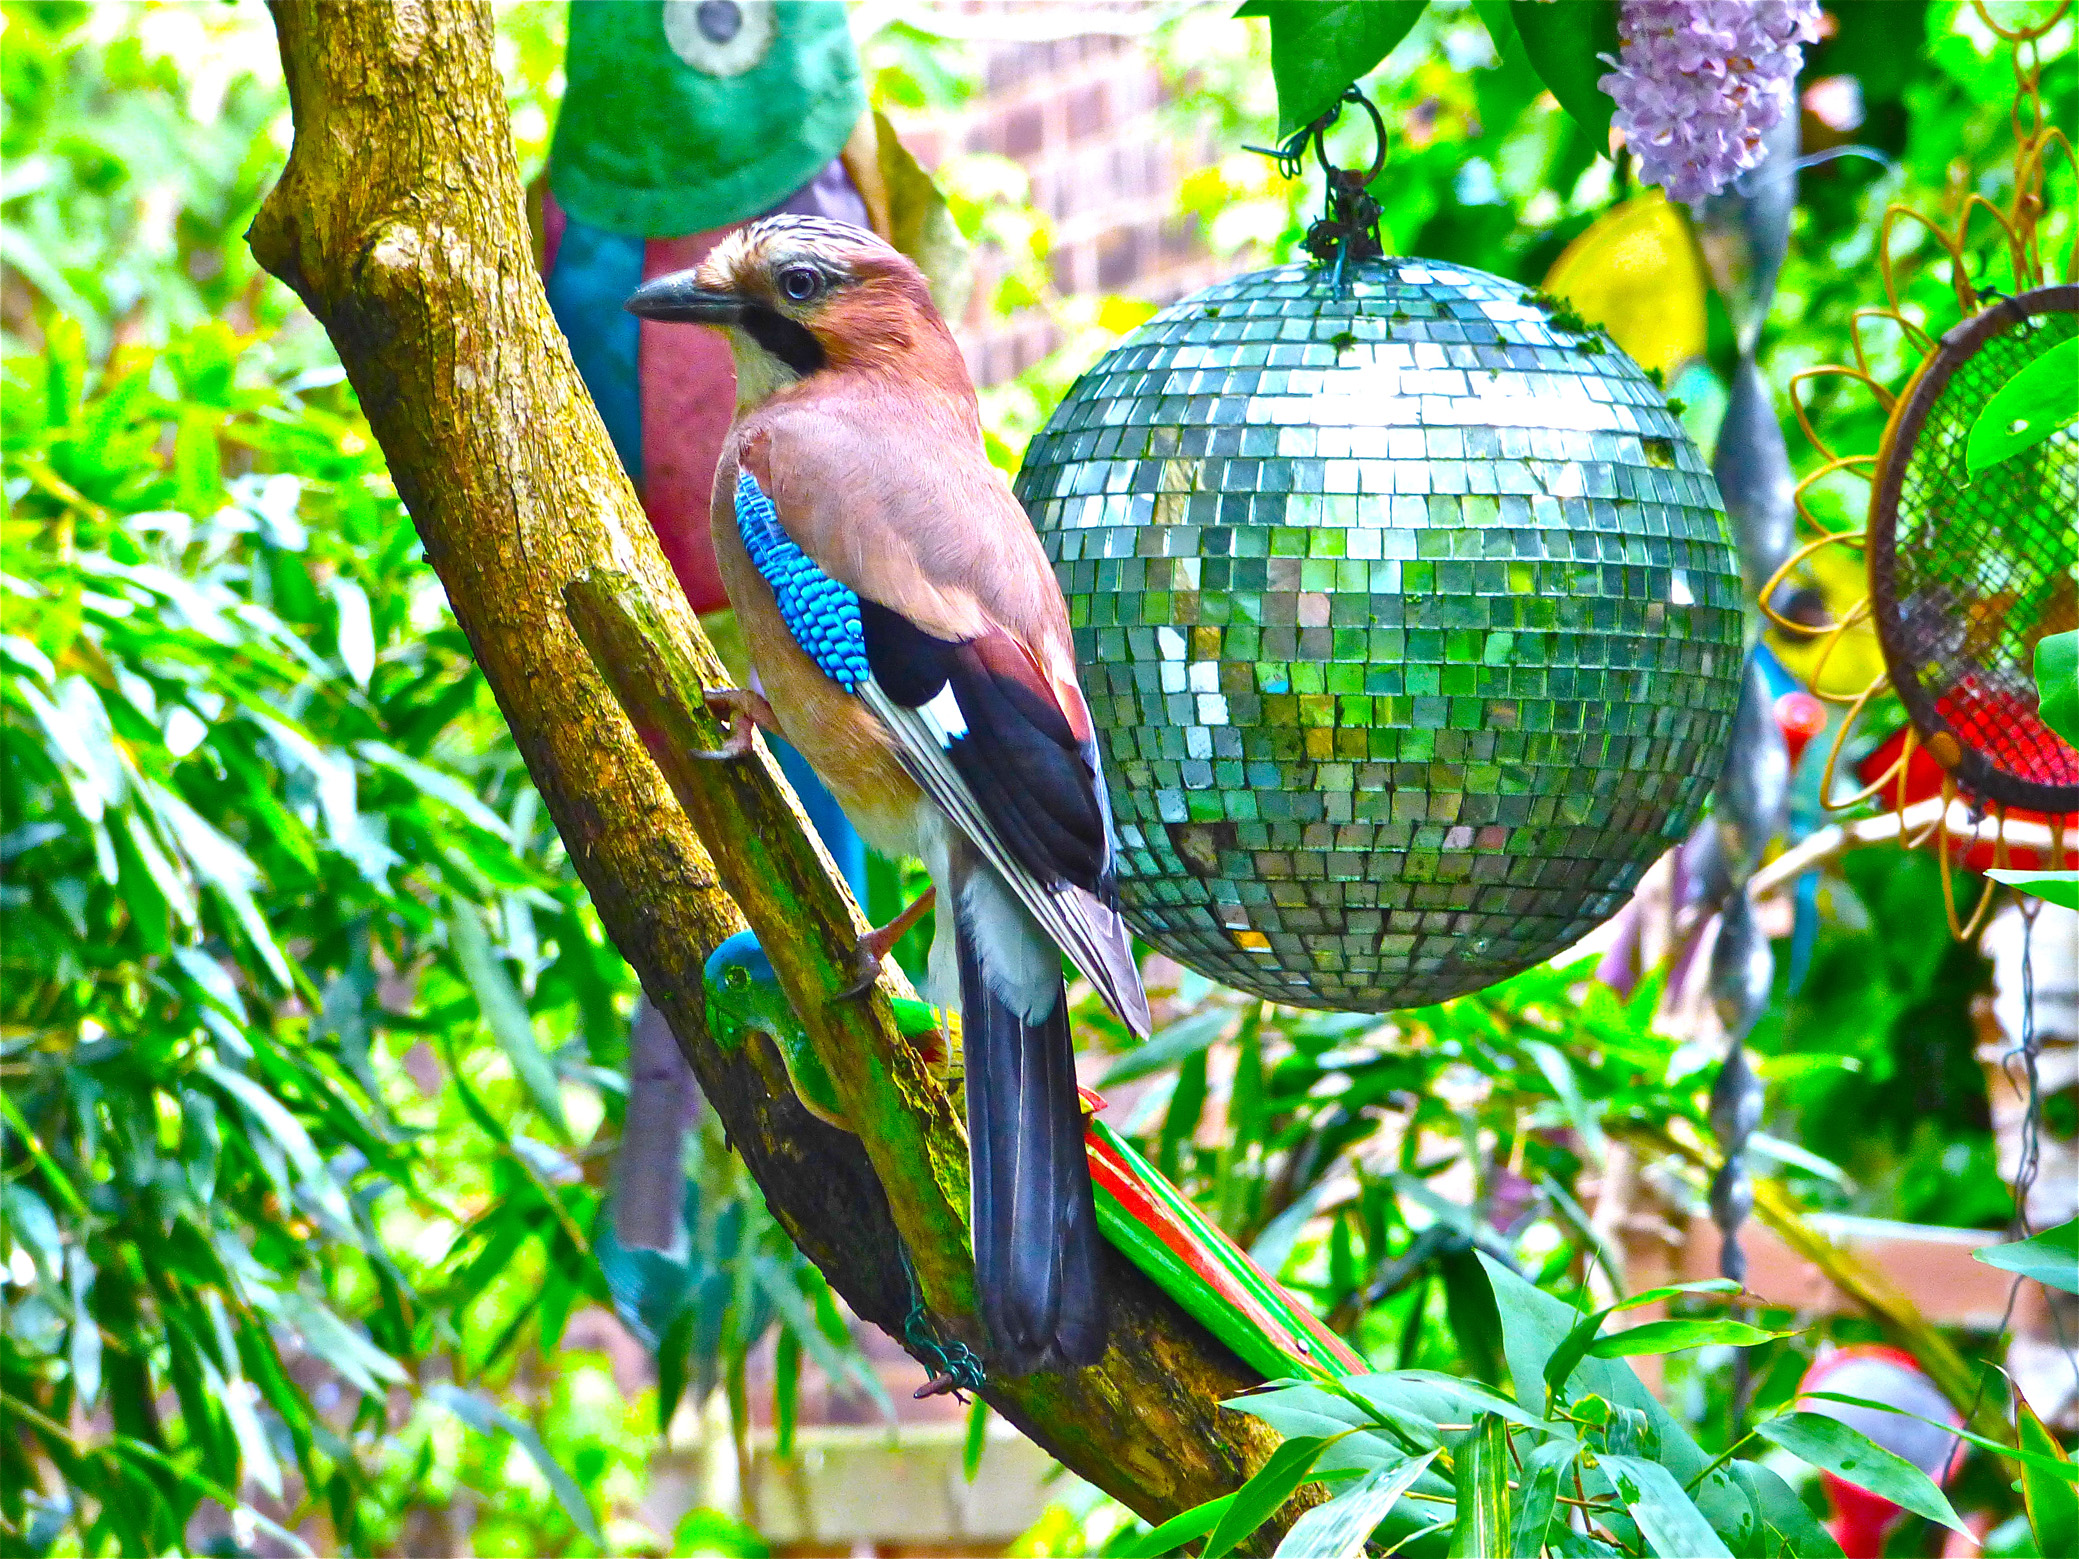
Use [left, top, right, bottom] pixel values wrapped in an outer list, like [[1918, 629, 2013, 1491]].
[[249, 0, 1301, 1540]]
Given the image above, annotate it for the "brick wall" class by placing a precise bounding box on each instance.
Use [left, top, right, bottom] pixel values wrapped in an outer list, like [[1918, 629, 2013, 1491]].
[[889, 12, 1240, 387]]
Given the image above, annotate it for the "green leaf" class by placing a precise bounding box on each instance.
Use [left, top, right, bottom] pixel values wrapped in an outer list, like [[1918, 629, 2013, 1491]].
[[1510, 1438, 1576, 1557], [1205, 1433, 1347, 1559], [1799, 1390, 2079, 1483], [1235, 1, 1432, 138], [2, 1184, 63, 1274], [655, 1305, 698, 1439], [199, 1061, 357, 1233], [1275, 1451, 1438, 1559], [1600, 1455, 1733, 1559], [1350, 1371, 1569, 1440], [774, 1329, 800, 1461], [751, 1256, 893, 1423], [1480, 1255, 1722, 1501], [1543, 1279, 1741, 1406], [1755, 1412, 1968, 1534], [273, 1290, 406, 1397], [210, 1360, 284, 1500], [1986, 870, 2079, 911], [2017, 1394, 2078, 1558], [1524, 1038, 1606, 1160], [358, 741, 512, 839], [148, 783, 292, 987], [1471, 0, 1520, 61], [447, 899, 569, 1140], [1448, 1415, 1511, 1559], [1509, 0, 1620, 146], [963, 1395, 989, 1485], [329, 575, 375, 687], [1225, 1383, 1412, 1472], [430, 1384, 601, 1545], [2037, 631, 2078, 746], [1965, 338, 2079, 475], [1589, 1318, 1797, 1357], [1123, 1492, 1235, 1559], [66, 1247, 102, 1410], [1100, 1006, 1233, 1085], [1728, 1461, 1843, 1559], [1440, 1245, 1505, 1385], [1971, 1218, 2078, 1294]]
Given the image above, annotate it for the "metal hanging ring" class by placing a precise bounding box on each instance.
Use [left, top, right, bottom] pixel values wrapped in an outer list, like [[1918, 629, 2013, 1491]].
[[1312, 85, 1389, 187]]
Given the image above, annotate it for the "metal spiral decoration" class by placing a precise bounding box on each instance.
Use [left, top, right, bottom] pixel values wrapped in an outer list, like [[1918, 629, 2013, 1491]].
[[1692, 115, 1801, 1282]]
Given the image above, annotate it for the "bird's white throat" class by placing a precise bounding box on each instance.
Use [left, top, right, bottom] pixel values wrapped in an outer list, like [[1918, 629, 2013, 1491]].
[[727, 330, 801, 410]]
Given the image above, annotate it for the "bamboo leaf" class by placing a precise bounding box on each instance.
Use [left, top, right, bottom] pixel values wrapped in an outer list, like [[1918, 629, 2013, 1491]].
[[329, 574, 375, 687], [1448, 1415, 1511, 1558], [199, 1062, 357, 1232], [1970, 1217, 2078, 1293], [962, 1395, 989, 1484], [429, 1384, 600, 1544], [1275, 1451, 1438, 1559], [273, 1290, 405, 1396], [1510, 1437, 1576, 1556], [1589, 1318, 1797, 1357], [66, 1247, 101, 1410], [1543, 1279, 1740, 1405], [447, 899, 569, 1140], [358, 741, 512, 839], [1600, 1454, 1733, 1558], [2017, 1395, 2078, 1558], [1205, 1433, 1347, 1559], [1800, 1390, 2079, 1482], [774, 1330, 800, 1461], [147, 783, 292, 987], [1123, 1492, 1235, 1559], [193, 1356, 283, 1501], [1100, 1006, 1234, 1085], [1755, 1412, 1968, 1534], [751, 1255, 893, 1423]]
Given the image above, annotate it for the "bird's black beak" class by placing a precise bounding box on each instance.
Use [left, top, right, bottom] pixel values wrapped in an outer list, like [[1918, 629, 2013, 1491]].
[[624, 271, 745, 323]]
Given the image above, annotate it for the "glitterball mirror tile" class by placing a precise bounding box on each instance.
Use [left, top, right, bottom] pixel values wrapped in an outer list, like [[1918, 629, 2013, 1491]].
[[1014, 258, 1744, 1012]]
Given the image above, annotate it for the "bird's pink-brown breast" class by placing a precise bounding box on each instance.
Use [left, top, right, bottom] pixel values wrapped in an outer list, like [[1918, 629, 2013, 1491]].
[[712, 429, 928, 862]]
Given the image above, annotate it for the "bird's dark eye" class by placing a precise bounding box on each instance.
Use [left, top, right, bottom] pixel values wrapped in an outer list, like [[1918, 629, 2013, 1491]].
[[779, 265, 822, 303]]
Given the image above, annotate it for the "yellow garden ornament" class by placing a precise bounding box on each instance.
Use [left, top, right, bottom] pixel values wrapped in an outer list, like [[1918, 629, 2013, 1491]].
[[1542, 190, 1709, 386]]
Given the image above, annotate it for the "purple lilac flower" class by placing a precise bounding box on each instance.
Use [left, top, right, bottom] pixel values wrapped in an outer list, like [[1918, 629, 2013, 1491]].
[[1598, 0, 1824, 205]]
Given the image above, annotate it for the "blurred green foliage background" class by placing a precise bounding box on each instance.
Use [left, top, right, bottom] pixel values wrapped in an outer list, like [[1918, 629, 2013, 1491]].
[[2, 1, 2067, 1554]]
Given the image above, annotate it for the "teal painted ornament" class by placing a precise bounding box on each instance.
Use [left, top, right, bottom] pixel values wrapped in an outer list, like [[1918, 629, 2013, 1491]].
[[1013, 258, 1744, 1011]]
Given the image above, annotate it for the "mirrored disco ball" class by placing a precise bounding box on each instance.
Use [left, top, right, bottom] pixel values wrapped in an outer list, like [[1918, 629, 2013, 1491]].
[[1014, 258, 1744, 1011]]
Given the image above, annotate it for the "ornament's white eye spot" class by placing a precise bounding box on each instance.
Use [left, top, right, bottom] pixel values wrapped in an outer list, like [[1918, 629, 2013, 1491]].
[[779, 265, 822, 303], [662, 0, 774, 77]]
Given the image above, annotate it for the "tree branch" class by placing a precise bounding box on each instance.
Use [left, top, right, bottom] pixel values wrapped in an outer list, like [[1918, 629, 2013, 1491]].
[[249, 0, 1293, 1536]]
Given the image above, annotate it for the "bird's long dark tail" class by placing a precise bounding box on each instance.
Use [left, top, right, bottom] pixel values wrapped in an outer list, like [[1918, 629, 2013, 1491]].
[[953, 864, 1106, 1373]]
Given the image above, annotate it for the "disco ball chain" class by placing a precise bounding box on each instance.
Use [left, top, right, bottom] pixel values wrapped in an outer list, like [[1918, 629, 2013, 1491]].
[[1246, 84, 1388, 282]]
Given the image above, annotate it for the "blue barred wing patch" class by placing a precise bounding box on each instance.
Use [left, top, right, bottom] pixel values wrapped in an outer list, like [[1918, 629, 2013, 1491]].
[[734, 468, 870, 689]]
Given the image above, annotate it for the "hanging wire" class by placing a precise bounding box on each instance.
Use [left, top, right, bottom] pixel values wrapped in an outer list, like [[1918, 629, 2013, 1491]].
[[1246, 84, 1388, 280], [1944, 896, 2078, 1482]]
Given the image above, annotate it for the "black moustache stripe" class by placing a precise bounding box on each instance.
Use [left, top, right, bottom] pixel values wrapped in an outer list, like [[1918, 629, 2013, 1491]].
[[741, 306, 826, 376]]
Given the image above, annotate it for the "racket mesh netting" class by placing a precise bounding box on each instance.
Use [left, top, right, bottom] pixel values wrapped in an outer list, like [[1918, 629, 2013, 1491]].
[[1884, 306, 2079, 809]]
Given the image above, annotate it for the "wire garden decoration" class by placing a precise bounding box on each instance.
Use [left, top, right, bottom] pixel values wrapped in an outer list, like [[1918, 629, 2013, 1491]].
[[1761, 0, 2077, 936]]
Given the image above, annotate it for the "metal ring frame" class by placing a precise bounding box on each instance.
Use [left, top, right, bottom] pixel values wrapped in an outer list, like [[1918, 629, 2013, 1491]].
[[1865, 282, 2079, 816]]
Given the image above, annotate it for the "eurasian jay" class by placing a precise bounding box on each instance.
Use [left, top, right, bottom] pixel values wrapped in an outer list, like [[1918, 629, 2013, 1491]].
[[626, 215, 1151, 1373]]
